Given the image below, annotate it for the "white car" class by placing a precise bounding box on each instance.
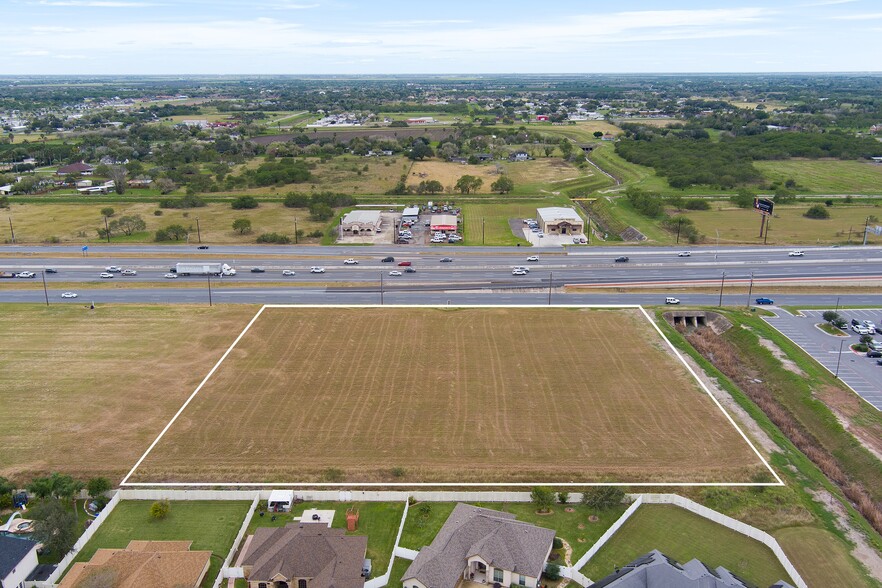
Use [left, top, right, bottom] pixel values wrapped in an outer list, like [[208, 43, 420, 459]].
[[99, 272, 114, 278], [852, 324, 871, 335], [310, 267, 325, 273], [677, 251, 691, 257], [665, 297, 681, 305], [163, 273, 178, 279], [60, 292, 78, 298], [16, 271, 35, 278], [389, 270, 402, 276], [343, 259, 359, 265], [121, 269, 137, 276], [513, 266, 530, 273], [105, 266, 122, 272], [512, 269, 528, 276], [526, 256, 539, 262], [788, 251, 804, 257], [282, 270, 296, 276]]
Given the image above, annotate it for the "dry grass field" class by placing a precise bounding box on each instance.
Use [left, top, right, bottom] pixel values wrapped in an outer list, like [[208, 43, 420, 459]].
[[132, 306, 768, 484], [407, 160, 500, 192], [0, 304, 256, 482]]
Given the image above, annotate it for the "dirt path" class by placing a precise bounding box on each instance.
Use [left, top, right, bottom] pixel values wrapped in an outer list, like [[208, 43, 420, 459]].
[[812, 489, 882, 582], [557, 538, 574, 588]]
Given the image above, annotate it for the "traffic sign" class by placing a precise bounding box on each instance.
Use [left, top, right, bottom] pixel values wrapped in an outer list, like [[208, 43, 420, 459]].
[[754, 197, 774, 216]]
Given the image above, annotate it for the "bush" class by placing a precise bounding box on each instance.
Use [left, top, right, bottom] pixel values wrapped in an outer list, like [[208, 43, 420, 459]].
[[231, 195, 259, 210], [822, 310, 840, 323], [804, 204, 830, 219], [159, 194, 205, 209], [307, 230, 324, 238], [255, 232, 291, 244], [154, 210, 163, 216], [552, 537, 563, 550], [530, 486, 554, 512], [150, 500, 170, 519], [557, 491, 569, 504], [581, 487, 625, 510], [544, 563, 561, 581], [684, 199, 711, 210], [391, 467, 405, 478]]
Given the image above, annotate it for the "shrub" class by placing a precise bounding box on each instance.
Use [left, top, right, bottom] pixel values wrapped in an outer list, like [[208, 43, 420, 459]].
[[307, 230, 324, 238], [804, 204, 830, 219], [255, 232, 291, 244], [231, 195, 259, 210], [391, 467, 405, 478], [150, 500, 170, 519], [552, 537, 563, 550], [544, 563, 561, 581], [581, 487, 625, 510], [530, 486, 554, 512], [822, 310, 840, 323], [557, 491, 569, 504], [154, 210, 163, 216], [684, 199, 711, 210], [323, 468, 344, 482]]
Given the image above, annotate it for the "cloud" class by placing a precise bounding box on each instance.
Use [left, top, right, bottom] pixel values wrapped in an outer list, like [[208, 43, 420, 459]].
[[33, 0, 161, 6], [376, 19, 473, 28], [263, 1, 319, 8], [800, 0, 859, 5], [14, 50, 51, 56], [831, 11, 882, 19]]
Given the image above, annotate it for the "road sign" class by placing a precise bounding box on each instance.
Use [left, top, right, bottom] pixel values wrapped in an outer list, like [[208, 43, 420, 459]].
[[754, 197, 774, 216], [874, 225, 882, 236]]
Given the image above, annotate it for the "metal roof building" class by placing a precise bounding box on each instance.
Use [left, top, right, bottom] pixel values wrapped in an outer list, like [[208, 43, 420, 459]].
[[341, 210, 382, 233]]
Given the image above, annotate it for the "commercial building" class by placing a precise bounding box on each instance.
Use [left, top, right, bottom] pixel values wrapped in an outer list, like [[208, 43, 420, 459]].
[[536, 207, 584, 235], [402, 207, 420, 222], [341, 210, 382, 234], [430, 214, 458, 232]]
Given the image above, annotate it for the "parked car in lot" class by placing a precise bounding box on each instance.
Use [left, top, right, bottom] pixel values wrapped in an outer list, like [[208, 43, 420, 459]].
[[677, 251, 691, 257], [615, 256, 629, 263], [853, 324, 872, 335], [250, 267, 266, 273], [389, 270, 402, 276], [868, 340, 882, 351], [381, 256, 394, 262], [163, 273, 178, 279], [404, 267, 416, 273], [440, 257, 453, 262], [282, 270, 296, 276], [343, 259, 359, 265], [398, 261, 411, 266], [60, 291, 78, 298], [861, 320, 876, 332], [665, 297, 680, 305], [755, 297, 774, 305], [832, 318, 848, 330], [788, 250, 805, 257], [310, 267, 326, 273], [16, 271, 36, 278], [868, 349, 882, 358], [526, 256, 539, 262], [121, 269, 137, 276], [99, 272, 114, 278]]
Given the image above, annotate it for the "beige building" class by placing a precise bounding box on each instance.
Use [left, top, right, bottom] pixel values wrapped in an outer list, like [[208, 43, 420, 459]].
[[341, 210, 382, 234], [536, 207, 584, 235]]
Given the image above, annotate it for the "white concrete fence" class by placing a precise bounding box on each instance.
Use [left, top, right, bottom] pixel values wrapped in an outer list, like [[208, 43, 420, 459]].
[[214, 492, 260, 588]]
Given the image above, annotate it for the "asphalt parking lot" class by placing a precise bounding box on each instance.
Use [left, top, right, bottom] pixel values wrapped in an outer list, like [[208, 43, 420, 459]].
[[762, 308, 882, 410]]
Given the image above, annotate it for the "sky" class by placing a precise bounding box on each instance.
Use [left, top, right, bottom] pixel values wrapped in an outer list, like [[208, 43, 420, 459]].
[[2, 0, 880, 75]]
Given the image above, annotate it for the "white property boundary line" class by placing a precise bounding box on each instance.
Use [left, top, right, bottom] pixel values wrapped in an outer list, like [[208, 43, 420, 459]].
[[121, 304, 782, 488]]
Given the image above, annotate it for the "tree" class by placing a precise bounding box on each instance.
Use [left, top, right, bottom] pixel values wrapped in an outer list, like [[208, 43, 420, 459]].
[[31, 499, 78, 557], [408, 142, 434, 161], [155, 177, 177, 194], [490, 176, 514, 194], [454, 175, 483, 194], [557, 491, 569, 504], [804, 204, 830, 219], [232, 218, 252, 235], [107, 165, 127, 195], [543, 144, 555, 157], [150, 499, 170, 519], [86, 477, 111, 500], [309, 202, 334, 221], [111, 215, 146, 236], [231, 195, 259, 210], [0, 476, 14, 497], [581, 487, 625, 510], [732, 188, 755, 209], [860, 334, 874, 345], [155, 224, 189, 241], [27, 477, 55, 499], [822, 310, 840, 323], [100, 207, 115, 218], [530, 486, 554, 513], [593, 131, 604, 139], [439, 142, 459, 160], [559, 140, 573, 159]]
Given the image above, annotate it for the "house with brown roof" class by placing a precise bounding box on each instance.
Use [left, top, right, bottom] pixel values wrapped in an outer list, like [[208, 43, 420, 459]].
[[402, 504, 555, 588], [55, 162, 94, 176], [57, 540, 212, 588], [241, 522, 367, 588]]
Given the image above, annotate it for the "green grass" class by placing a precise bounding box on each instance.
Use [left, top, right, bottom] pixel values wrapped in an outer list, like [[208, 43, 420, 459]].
[[817, 322, 849, 336], [459, 200, 571, 245], [387, 557, 412, 588], [775, 527, 875, 588], [580, 505, 793, 587], [246, 501, 404, 576], [68, 500, 251, 588], [400, 502, 628, 563], [755, 159, 882, 194]]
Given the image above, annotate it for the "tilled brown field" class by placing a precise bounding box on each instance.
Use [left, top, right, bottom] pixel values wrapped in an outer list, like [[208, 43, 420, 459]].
[[132, 307, 770, 484]]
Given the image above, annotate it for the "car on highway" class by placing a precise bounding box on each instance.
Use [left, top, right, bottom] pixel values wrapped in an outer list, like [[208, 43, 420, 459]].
[[343, 259, 359, 265], [60, 292, 78, 298], [526, 256, 539, 262], [614, 256, 629, 263], [665, 297, 681, 305], [99, 272, 114, 279], [282, 270, 296, 276], [512, 266, 530, 273], [310, 266, 325, 273], [16, 271, 36, 278], [197, 245, 209, 250], [788, 250, 804, 257], [121, 269, 137, 276], [440, 257, 453, 263], [404, 267, 416, 273], [389, 270, 402, 276], [45, 268, 58, 273], [398, 261, 412, 266], [755, 297, 774, 305], [381, 256, 394, 262], [250, 267, 266, 273], [512, 268, 528, 276], [105, 266, 122, 272], [677, 251, 691, 257], [163, 273, 178, 279]]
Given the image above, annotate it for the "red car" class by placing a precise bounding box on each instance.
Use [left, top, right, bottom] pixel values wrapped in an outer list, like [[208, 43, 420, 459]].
[[398, 261, 412, 266]]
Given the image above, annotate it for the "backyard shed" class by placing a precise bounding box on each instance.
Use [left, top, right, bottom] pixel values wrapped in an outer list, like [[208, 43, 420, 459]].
[[267, 489, 294, 512]]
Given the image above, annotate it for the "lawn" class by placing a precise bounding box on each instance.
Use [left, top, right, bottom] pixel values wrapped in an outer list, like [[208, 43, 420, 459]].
[[580, 504, 793, 587], [0, 304, 256, 481], [246, 501, 404, 576], [460, 202, 542, 245], [755, 159, 882, 194], [67, 500, 251, 588], [133, 307, 768, 484], [774, 526, 876, 588], [387, 557, 412, 588], [400, 502, 628, 562]]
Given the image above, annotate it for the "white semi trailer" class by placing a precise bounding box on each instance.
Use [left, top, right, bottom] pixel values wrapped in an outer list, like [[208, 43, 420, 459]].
[[174, 262, 236, 276]]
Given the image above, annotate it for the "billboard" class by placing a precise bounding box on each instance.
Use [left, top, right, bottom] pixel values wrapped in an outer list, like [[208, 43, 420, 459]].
[[754, 197, 774, 216]]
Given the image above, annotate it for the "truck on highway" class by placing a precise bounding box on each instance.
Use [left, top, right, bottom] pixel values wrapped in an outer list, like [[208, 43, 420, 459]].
[[174, 262, 236, 276]]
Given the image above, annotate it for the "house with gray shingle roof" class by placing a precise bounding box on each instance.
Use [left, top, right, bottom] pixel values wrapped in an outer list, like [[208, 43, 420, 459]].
[[588, 549, 795, 588], [402, 504, 555, 588], [241, 522, 367, 588], [0, 535, 40, 588]]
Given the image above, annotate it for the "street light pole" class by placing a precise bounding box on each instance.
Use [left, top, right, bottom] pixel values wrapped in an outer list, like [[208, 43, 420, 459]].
[[835, 339, 845, 378], [294, 218, 298, 244], [835, 296, 840, 314], [196, 218, 201, 243], [718, 271, 726, 307], [41, 270, 49, 306], [8, 217, 14, 244], [482, 217, 485, 245], [548, 271, 553, 305], [746, 272, 754, 308], [207, 274, 212, 307], [380, 271, 384, 306], [104, 215, 110, 243]]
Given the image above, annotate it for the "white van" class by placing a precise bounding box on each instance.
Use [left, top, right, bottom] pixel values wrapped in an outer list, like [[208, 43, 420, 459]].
[[665, 297, 680, 305]]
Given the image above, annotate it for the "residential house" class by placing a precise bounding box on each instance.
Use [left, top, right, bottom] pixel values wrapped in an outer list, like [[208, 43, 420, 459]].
[[56, 162, 94, 176], [509, 152, 529, 162], [240, 522, 367, 588], [0, 535, 39, 588], [402, 503, 555, 588], [588, 550, 795, 588]]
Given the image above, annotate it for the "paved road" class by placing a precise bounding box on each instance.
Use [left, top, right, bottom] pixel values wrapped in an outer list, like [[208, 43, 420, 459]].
[[763, 308, 882, 410]]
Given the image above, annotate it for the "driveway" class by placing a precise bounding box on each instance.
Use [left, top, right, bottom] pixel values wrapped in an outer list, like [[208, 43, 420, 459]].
[[762, 308, 882, 410]]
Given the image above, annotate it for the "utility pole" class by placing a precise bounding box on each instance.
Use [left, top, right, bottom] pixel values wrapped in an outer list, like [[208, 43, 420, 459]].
[[835, 296, 840, 314], [862, 216, 870, 246], [764, 217, 770, 245], [746, 272, 754, 308], [294, 218, 298, 244], [482, 217, 485, 245], [548, 271, 553, 305], [718, 271, 726, 307], [104, 215, 110, 244], [41, 270, 49, 306], [8, 217, 14, 244], [676, 217, 682, 244], [835, 339, 845, 379], [586, 216, 591, 244], [380, 271, 384, 306], [207, 274, 212, 307], [195, 218, 201, 243]]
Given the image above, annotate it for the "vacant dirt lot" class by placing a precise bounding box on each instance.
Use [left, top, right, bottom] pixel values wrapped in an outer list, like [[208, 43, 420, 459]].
[[0, 304, 256, 482], [407, 160, 501, 192], [133, 307, 768, 484]]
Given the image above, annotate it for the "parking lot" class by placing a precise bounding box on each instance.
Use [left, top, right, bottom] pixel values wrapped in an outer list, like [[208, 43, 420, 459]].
[[762, 308, 882, 410]]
